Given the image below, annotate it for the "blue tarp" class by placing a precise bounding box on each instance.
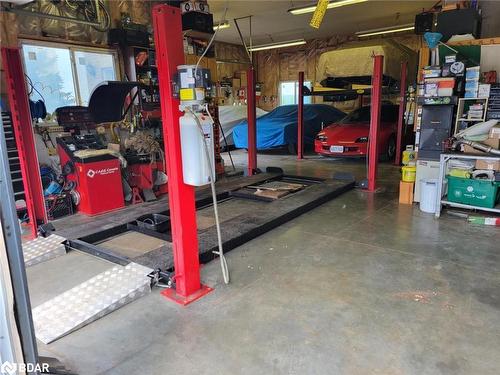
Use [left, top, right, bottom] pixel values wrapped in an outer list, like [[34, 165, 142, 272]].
[[233, 104, 345, 149]]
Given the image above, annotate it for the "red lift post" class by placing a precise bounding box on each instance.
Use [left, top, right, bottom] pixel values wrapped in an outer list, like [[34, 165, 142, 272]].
[[367, 55, 384, 192], [297, 71, 305, 159], [153, 4, 212, 305], [247, 66, 257, 175], [2, 48, 47, 238], [394, 61, 408, 166]]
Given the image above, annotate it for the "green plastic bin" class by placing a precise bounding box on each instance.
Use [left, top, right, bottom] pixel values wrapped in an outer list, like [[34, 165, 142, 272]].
[[446, 176, 500, 208]]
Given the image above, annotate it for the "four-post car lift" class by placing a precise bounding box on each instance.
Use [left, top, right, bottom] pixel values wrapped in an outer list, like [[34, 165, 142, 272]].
[[296, 57, 409, 191]]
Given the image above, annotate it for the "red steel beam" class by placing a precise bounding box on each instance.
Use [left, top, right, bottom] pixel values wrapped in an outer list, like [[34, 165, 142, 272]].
[[297, 71, 305, 159], [394, 61, 408, 166], [2, 47, 47, 238], [153, 5, 210, 305], [247, 66, 257, 175], [367, 55, 384, 192]]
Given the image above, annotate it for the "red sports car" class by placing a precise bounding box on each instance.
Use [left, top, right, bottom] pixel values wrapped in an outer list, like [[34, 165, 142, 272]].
[[314, 105, 399, 159]]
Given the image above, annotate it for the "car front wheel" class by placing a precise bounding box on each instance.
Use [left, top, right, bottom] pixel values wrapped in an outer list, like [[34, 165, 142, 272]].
[[385, 136, 396, 160]]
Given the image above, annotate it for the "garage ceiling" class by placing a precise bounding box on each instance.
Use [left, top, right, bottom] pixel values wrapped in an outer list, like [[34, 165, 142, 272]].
[[208, 0, 436, 45]]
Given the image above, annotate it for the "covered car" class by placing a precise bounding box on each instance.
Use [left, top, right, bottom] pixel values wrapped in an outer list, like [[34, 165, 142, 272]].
[[218, 105, 267, 147], [233, 104, 345, 151]]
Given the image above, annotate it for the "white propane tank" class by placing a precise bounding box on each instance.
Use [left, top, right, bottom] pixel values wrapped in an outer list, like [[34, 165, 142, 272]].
[[180, 111, 215, 186]]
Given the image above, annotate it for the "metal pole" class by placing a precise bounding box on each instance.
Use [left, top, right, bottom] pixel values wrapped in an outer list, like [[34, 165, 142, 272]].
[[247, 66, 257, 175], [0, 112, 40, 373], [234, 17, 252, 63], [297, 71, 305, 160], [367, 55, 384, 192], [2, 48, 47, 239], [152, 5, 210, 305], [394, 61, 408, 166]]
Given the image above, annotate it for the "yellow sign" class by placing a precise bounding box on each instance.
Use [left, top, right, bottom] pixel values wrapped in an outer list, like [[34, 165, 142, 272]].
[[310, 0, 329, 29]]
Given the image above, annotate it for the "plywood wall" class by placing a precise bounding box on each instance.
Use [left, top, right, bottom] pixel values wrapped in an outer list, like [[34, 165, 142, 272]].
[[255, 34, 423, 111], [215, 42, 250, 80]]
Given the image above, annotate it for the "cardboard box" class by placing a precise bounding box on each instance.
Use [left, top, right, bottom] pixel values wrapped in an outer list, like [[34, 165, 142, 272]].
[[231, 78, 240, 89], [234, 71, 247, 86], [478, 84, 491, 98], [489, 125, 500, 139], [485, 137, 500, 149], [475, 159, 500, 171], [462, 145, 482, 155], [399, 181, 414, 204], [463, 138, 500, 154]]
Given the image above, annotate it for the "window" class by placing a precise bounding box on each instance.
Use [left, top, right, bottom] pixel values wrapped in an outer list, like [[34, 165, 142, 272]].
[[381, 105, 400, 123], [340, 105, 399, 124], [21, 42, 118, 117], [279, 81, 312, 105]]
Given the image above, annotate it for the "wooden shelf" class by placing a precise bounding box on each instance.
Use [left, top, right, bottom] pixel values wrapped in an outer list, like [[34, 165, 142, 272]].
[[183, 29, 214, 40], [457, 118, 485, 122], [448, 37, 500, 46]]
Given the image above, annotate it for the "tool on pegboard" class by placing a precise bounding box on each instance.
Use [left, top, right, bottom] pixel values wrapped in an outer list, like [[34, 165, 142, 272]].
[[310, 0, 329, 29]]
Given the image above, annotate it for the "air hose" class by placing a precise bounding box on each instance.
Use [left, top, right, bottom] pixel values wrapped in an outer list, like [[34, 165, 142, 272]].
[[186, 106, 230, 284]]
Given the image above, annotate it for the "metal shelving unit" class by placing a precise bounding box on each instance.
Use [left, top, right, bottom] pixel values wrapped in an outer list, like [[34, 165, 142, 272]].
[[454, 97, 489, 135], [435, 152, 500, 218]]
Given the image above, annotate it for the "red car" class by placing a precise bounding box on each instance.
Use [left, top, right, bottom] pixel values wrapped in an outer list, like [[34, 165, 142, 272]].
[[314, 105, 399, 159]]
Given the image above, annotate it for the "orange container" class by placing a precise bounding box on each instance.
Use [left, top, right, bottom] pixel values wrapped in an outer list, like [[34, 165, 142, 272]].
[[438, 79, 455, 89], [399, 181, 414, 204]]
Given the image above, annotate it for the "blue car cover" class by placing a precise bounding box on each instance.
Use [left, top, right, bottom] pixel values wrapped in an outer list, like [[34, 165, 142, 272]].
[[233, 104, 345, 149]]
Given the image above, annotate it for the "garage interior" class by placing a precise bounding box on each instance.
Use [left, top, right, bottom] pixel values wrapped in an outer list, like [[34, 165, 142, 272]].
[[1, 1, 500, 374]]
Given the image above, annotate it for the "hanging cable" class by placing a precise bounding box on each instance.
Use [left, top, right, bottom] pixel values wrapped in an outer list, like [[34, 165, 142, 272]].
[[185, 106, 230, 284], [219, 122, 236, 171], [194, 1, 229, 78], [25, 74, 46, 102]]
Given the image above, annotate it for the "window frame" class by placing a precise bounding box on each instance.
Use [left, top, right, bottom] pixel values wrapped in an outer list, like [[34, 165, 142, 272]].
[[279, 80, 312, 105], [19, 39, 121, 114]]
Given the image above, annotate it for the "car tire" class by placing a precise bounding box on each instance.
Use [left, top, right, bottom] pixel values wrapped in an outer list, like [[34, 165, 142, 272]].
[[382, 135, 396, 161], [287, 142, 297, 155]]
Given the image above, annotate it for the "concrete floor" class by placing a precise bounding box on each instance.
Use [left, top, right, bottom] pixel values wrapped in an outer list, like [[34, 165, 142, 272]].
[[27, 150, 500, 375]]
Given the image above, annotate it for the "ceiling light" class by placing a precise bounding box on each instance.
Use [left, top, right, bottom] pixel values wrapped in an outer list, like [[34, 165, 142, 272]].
[[213, 21, 230, 30], [289, 0, 369, 15], [248, 39, 307, 52], [355, 24, 415, 38]]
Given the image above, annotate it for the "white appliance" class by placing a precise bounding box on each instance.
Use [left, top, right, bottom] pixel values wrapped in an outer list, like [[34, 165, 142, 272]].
[[180, 112, 214, 187], [414, 159, 440, 202]]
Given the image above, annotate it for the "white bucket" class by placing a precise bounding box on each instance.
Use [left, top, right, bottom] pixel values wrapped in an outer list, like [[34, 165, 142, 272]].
[[420, 179, 438, 213]]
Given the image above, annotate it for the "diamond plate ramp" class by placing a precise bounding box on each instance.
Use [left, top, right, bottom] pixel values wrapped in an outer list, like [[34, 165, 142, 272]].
[[23, 234, 67, 267], [32, 262, 153, 344]]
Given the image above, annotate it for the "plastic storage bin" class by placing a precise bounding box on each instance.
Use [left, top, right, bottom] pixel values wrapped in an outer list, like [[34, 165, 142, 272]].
[[420, 179, 439, 213], [446, 176, 500, 208], [402, 166, 416, 182], [136, 214, 170, 232]]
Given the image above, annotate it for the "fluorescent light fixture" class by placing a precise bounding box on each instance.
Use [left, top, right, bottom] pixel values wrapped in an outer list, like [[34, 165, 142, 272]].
[[289, 0, 368, 15], [355, 24, 415, 38], [248, 39, 307, 52], [213, 21, 230, 30]]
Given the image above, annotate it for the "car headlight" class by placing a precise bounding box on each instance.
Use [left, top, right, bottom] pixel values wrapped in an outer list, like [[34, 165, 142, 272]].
[[355, 136, 368, 143], [316, 134, 328, 142]]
